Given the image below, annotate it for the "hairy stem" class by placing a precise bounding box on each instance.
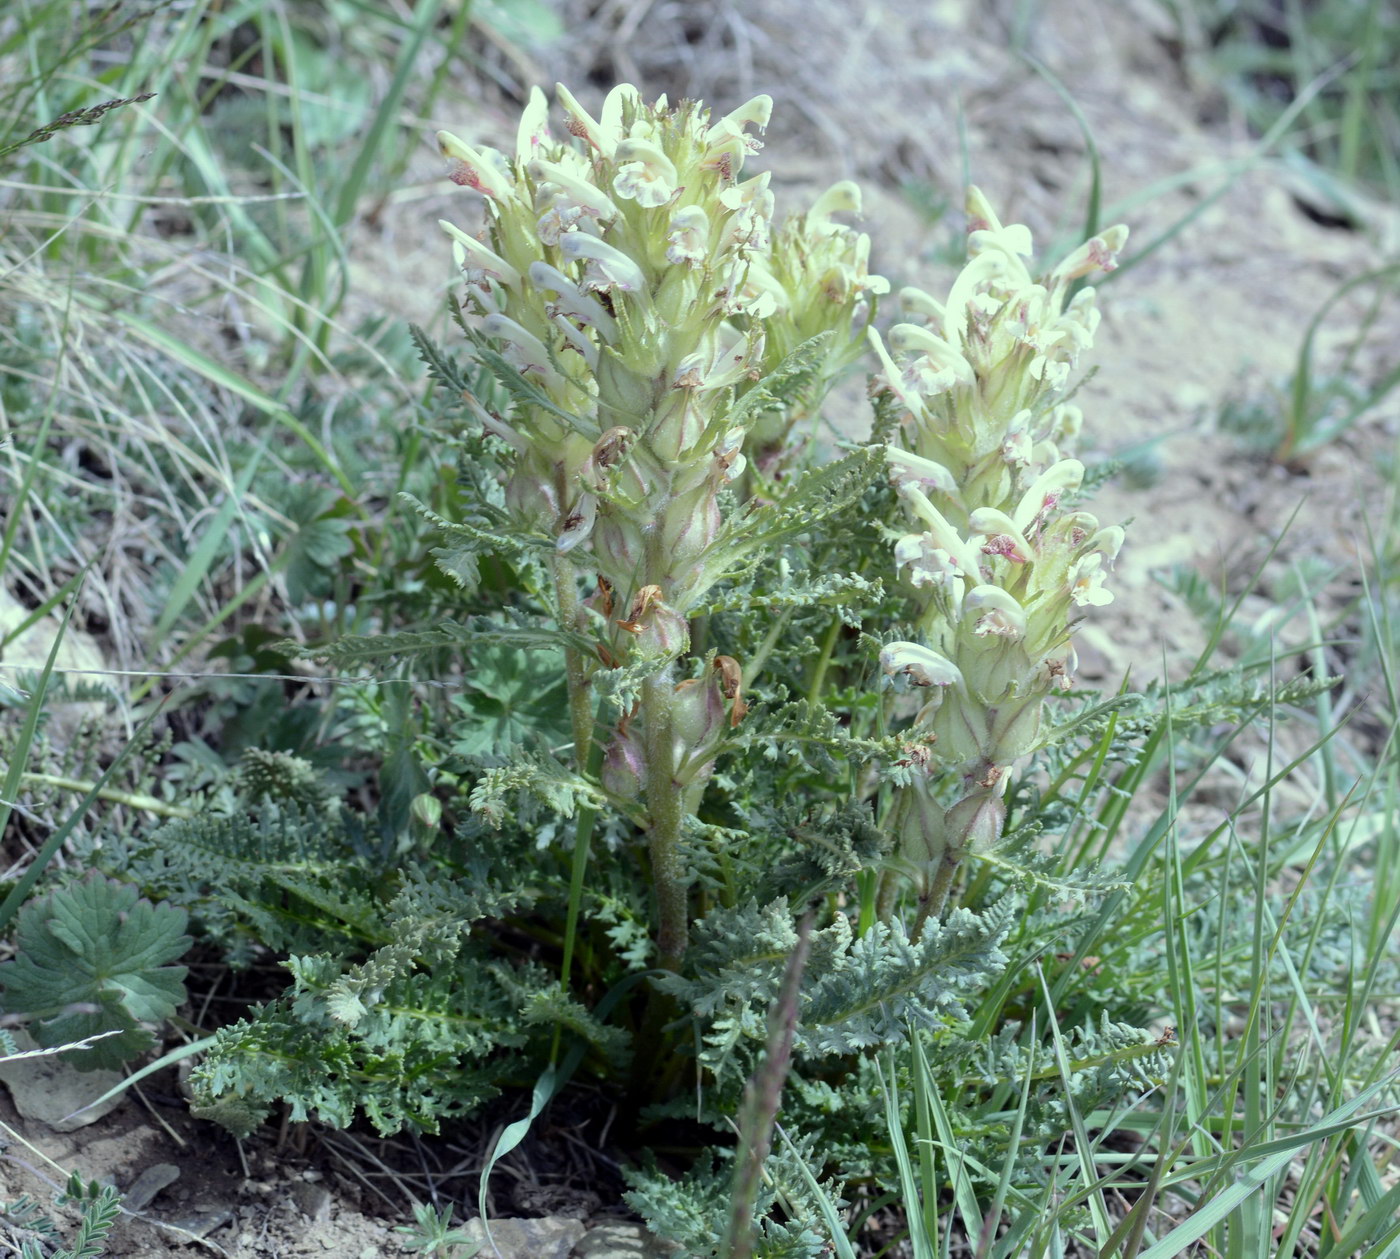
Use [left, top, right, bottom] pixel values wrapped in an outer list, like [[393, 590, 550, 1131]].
[[552, 554, 593, 771], [913, 852, 959, 942], [641, 669, 688, 969]]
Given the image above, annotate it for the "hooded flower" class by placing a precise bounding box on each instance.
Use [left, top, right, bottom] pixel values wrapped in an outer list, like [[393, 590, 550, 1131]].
[[875, 189, 1130, 893], [438, 83, 882, 680]]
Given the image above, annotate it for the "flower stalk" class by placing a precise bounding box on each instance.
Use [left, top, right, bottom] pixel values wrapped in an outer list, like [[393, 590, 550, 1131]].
[[441, 85, 884, 965], [875, 189, 1129, 929]]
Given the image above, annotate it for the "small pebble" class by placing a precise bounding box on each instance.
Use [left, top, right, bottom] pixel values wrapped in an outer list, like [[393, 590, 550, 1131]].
[[123, 1162, 181, 1212]]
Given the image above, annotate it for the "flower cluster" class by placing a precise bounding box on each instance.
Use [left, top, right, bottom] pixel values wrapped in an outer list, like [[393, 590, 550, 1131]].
[[744, 181, 889, 464], [874, 189, 1128, 918], [439, 84, 885, 648]]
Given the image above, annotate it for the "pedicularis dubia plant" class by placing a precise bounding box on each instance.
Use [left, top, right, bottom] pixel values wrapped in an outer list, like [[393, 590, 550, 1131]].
[[434, 83, 887, 967], [872, 197, 1129, 933], [12, 81, 1346, 1256]]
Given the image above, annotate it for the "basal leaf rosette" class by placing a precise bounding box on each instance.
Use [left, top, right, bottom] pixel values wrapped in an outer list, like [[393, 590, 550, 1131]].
[[873, 191, 1129, 925]]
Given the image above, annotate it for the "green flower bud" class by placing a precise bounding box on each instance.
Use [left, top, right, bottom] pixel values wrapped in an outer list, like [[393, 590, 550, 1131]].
[[503, 461, 559, 527], [661, 483, 722, 573], [990, 697, 1041, 762], [671, 656, 745, 786], [944, 789, 1005, 857], [592, 511, 645, 575], [900, 780, 948, 870], [601, 727, 645, 797], [671, 675, 725, 785], [410, 792, 443, 832], [594, 347, 657, 430], [931, 691, 990, 766], [617, 585, 689, 659]]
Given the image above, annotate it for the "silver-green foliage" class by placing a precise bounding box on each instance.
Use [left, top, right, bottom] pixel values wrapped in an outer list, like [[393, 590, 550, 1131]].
[[660, 898, 1011, 1084]]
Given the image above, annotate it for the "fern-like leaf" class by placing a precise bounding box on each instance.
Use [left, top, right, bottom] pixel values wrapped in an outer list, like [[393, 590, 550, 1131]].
[[713, 445, 885, 563], [799, 900, 1012, 1054]]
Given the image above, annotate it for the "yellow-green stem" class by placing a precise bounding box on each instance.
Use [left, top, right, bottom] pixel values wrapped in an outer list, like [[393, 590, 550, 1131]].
[[803, 613, 843, 706], [19, 772, 193, 819], [875, 787, 914, 923]]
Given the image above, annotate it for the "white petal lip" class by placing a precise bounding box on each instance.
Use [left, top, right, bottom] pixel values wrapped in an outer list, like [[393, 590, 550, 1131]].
[[479, 314, 566, 390], [889, 323, 975, 385], [555, 82, 604, 151], [528, 158, 619, 221], [614, 138, 677, 178], [880, 641, 966, 691], [968, 508, 1035, 562], [899, 484, 983, 575], [439, 220, 521, 288], [528, 261, 617, 338], [964, 586, 1027, 637], [558, 233, 646, 293], [885, 447, 959, 498], [437, 131, 514, 200], [868, 327, 929, 423], [515, 86, 551, 164], [703, 94, 774, 148], [1012, 459, 1084, 532]]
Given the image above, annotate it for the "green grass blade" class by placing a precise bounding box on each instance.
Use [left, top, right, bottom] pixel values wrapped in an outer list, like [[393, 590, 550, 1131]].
[[1105, 63, 1348, 285], [1137, 1075, 1400, 1259], [151, 442, 268, 641], [0, 575, 79, 863], [776, 1123, 859, 1259], [104, 308, 364, 511], [0, 676, 165, 934], [881, 1050, 934, 1258]]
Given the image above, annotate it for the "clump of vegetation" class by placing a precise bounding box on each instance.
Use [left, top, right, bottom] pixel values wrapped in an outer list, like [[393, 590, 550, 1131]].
[[2, 7, 1397, 1259]]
